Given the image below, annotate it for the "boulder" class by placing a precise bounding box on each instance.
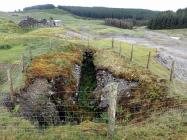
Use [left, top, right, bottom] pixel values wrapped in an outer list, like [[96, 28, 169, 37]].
[[94, 70, 138, 109], [15, 78, 60, 126]]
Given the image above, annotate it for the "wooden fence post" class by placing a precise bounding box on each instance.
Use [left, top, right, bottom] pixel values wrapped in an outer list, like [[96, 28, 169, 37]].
[[130, 45, 134, 62], [112, 38, 114, 48], [29, 47, 32, 61], [146, 51, 151, 69], [119, 42, 122, 57], [155, 48, 158, 54], [170, 60, 175, 81], [50, 39, 52, 50], [108, 83, 118, 138], [7, 67, 14, 100], [21, 54, 24, 72], [181, 99, 187, 125], [88, 39, 90, 48]]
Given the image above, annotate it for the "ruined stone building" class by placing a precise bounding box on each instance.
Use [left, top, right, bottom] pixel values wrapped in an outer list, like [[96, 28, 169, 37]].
[[18, 16, 62, 28]]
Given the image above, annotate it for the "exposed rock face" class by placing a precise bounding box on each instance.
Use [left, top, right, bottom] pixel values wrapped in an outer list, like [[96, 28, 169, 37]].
[[94, 70, 138, 109], [16, 78, 60, 126], [12, 64, 81, 125], [1, 95, 14, 112]]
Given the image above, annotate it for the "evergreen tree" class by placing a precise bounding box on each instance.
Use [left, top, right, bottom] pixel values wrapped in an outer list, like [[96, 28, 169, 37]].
[[148, 8, 187, 29]]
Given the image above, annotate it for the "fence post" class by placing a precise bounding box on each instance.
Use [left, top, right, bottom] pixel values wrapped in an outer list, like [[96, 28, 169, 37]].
[[146, 51, 151, 69], [170, 60, 175, 81], [107, 83, 118, 138], [112, 38, 114, 48], [181, 99, 187, 125], [88, 39, 90, 48], [50, 38, 52, 50], [119, 42, 122, 57], [29, 47, 32, 61], [21, 54, 24, 72], [155, 48, 158, 54], [7, 67, 14, 100], [130, 44, 134, 62]]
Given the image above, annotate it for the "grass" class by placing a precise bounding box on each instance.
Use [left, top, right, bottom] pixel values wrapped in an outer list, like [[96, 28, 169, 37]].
[[0, 20, 21, 33], [0, 45, 25, 63], [27, 49, 82, 80], [0, 8, 187, 140], [27, 27, 64, 37], [116, 110, 187, 140], [0, 108, 186, 140], [88, 39, 170, 79]]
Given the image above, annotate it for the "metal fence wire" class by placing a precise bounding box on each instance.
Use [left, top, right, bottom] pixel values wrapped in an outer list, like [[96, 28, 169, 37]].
[[0, 38, 187, 139], [0, 91, 184, 138]]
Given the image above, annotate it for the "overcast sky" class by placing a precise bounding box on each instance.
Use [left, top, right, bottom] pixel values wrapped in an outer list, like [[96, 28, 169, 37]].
[[0, 0, 187, 12]]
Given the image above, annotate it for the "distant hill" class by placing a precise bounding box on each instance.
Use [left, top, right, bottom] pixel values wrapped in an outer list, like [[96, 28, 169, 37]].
[[57, 6, 159, 20], [23, 4, 55, 11], [22, 5, 159, 20]]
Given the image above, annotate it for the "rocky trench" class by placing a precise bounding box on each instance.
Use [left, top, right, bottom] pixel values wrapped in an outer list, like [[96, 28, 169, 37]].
[[3, 51, 138, 127]]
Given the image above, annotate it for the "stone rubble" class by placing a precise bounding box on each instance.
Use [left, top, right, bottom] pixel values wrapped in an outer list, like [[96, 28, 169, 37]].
[[94, 70, 138, 109], [18, 16, 56, 28]]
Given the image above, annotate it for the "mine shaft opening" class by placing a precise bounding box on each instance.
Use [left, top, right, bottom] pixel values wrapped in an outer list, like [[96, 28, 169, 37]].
[[46, 50, 98, 126], [4, 50, 139, 128], [78, 50, 97, 109]]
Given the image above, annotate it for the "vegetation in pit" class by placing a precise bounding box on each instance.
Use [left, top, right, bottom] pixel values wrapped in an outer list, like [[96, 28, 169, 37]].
[[78, 50, 97, 110]]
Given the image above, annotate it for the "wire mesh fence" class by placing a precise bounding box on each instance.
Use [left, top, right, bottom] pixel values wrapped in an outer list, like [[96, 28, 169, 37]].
[[0, 37, 187, 139], [0, 89, 185, 138]]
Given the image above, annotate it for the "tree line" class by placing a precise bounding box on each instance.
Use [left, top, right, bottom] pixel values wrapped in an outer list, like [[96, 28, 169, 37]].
[[105, 18, 133, 29], [148, 8, 187, 29], [105, 18, 148, 29], [23, 4, 55, 11], [58, 6, 159, 20]]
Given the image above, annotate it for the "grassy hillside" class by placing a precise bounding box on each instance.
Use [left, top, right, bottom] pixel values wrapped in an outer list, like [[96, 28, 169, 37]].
[[0, 8, 187, 140]]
